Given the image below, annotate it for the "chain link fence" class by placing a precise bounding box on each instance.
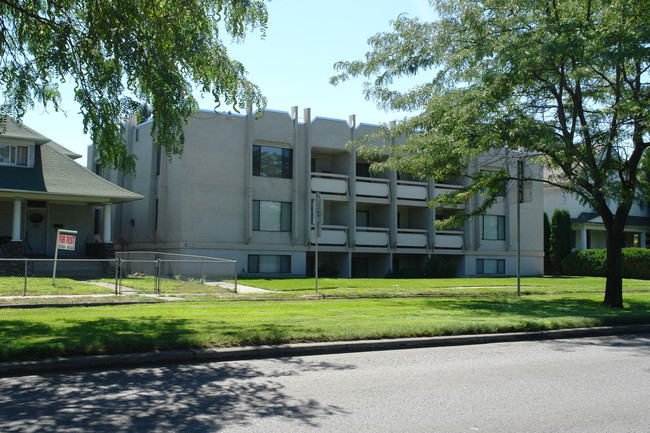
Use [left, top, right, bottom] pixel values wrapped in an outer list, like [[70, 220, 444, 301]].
[[116, 252, 238, 295], [0, 253, 237, 297]]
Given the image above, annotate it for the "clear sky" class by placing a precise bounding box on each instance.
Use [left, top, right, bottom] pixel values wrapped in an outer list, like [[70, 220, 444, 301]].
[[22, 0, 437, 163]]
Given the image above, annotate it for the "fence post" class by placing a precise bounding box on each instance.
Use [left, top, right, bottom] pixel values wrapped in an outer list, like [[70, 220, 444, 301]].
[[23, 258, 28, 297], [114, 258, 120, 296], [156, 258, 161, 294], [234, 261, 238, 293]]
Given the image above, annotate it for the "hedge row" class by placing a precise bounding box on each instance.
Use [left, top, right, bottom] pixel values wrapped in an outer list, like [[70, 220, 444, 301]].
[[561, 248, 650, 280]]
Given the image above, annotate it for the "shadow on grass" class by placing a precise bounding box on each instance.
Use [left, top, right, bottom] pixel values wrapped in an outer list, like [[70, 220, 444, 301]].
[[0, 358, 352, 432], [419, 296, 650, 322], [0, 317, 202, 362]]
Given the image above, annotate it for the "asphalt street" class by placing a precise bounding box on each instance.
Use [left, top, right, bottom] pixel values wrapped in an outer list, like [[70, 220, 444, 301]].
[[1, 333, 649, 432]]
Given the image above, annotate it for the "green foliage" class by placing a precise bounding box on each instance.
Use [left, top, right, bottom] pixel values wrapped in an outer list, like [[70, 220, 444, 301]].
[[562, 248, 650, 280], [549, 210, 573, 274], [0, 0, 267, 173], [385, 256, 456, 279], [332, 0, 650, 305], [424, 256, 457, 278], [385, 267, 425, 279], [562, 250, 608, 277], [543, 212, 551, 274]]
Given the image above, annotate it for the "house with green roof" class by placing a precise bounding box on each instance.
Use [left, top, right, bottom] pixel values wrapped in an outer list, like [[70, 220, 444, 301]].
[[0, 117, 142, 258]]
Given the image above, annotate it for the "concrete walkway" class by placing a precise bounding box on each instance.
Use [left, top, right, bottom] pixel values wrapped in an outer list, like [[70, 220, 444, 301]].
[[206, 282, 272, 294]]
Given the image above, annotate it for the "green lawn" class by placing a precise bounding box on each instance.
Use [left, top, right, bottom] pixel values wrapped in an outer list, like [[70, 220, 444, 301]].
[[2, 293, 650, 362], [4, 275, 650, 300], [0, 277, 115, 296], [104, 276, 233, 294], [237, 276, 650, 297]]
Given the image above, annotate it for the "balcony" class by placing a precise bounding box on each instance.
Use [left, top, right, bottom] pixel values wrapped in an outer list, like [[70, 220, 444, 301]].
[[434, 184, 465, 209], [311, 173, 349, 195], [396, 180, 428, 201], [356, 177, 390, 199], [434, 231, 464, 249], [356, 227, 390, 247], [396, 229, 428, 248], [311, 225, 348, 246]]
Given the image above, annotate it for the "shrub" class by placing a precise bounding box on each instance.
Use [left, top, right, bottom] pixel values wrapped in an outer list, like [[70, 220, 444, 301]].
[[384, 256, 456, 279], [318, 263, 340, 278], [424, 256, 457, 278], [385, 267, 425, 279], [621, 248, 650, 280], [561, 248, 650, 280], [561, 249, 607, 277]]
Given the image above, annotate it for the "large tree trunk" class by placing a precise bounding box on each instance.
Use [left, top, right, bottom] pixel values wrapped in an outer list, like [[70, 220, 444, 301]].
[[603, 220, 625, 308]]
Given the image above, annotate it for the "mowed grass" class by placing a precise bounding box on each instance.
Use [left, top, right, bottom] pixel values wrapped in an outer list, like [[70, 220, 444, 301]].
[[1, 293, 650, 362], [0, 277, 115, 296], [101, 276, 233, 294], [238, 276, 650, 297]]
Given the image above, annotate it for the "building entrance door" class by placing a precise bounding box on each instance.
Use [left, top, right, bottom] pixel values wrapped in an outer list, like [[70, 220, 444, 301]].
[[25, 209, 47, 255]]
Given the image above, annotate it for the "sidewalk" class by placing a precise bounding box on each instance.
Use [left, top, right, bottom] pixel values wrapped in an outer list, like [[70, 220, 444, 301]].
[[2, 324, 649, 377]]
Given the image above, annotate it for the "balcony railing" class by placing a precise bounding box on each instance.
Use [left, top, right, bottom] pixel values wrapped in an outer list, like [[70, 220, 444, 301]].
[[396, 180, 428, 201], [396, 229, 428, 248], [310, 225, 348, 246], [434, 230, 464, 249], [434, 184, 465, 209], [311, 173, 349, 195], [356, 177, 390, 199], [356, 227, 390, 247]]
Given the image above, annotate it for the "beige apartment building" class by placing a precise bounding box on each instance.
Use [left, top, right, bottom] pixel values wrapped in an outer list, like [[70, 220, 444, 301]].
[[95, 107, 544, 277]]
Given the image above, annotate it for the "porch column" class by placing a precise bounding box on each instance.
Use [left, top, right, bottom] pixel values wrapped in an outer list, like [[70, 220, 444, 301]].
[[12, 198, 23, 241], [580, 227, 588, 250], [103, 203, 112, 243], [641, 232, 647, 249]]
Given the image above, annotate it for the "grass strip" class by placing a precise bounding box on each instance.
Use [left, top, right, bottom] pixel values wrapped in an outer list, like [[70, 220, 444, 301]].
[[0, 278, 115, 296], [238, 276, 650, 295], [1, 293, 649, 362]]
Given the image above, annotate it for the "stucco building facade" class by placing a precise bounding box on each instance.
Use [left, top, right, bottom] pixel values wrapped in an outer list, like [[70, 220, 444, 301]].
[[97, 107, 544, 277]]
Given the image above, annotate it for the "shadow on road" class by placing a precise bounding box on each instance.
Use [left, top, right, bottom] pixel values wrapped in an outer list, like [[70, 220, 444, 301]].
[[0, 358, 353, 432]]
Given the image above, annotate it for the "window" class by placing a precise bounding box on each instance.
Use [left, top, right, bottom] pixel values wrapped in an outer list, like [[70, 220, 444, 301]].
[[356, 210, 370, 227], [253, 200, 291, 232], [253, 145, 293, 178], [248, 255, 291, 273], [480, 169, 506, 197], [94, 208, 102, 235], [477, 259, 505, 274], [483, 215, 505, 240], [0, 145, 28, 166], [356, 163, 371, 177]]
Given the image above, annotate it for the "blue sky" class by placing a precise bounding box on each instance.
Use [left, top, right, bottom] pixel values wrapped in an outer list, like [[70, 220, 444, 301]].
[[23, 0, 437, 162]]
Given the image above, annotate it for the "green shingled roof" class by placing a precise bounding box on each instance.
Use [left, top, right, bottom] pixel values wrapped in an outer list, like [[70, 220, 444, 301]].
[[0, 118, 142, 204], [39, 143, 142, 202], [1, 116, 50, 144]]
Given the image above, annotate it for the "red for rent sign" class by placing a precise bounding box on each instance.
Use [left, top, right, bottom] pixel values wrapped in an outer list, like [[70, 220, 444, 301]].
[[57, 234, 76, 251]]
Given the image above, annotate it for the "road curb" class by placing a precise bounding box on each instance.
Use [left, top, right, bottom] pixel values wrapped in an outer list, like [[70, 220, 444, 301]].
[[2, 324, 650, 377]]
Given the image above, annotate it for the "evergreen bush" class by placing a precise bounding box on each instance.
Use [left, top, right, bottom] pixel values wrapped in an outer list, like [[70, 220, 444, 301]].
[[561, 248, 650, 280], [549, 209, 573, 274]]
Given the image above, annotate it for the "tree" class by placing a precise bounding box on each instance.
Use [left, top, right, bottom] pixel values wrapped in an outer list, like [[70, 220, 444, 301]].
[[331, 0, 650, 307], [0, 0, 267, 173], [549, 209, 573, 274]]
